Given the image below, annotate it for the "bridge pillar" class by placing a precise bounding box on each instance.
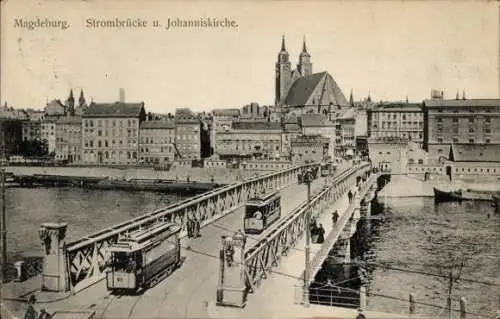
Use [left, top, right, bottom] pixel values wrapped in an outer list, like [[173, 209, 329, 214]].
[[217, 231, 247, 308], [38, 222, 70, 292]]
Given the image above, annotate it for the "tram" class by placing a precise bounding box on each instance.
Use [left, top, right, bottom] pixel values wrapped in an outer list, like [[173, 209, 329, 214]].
[[244, 189, 281, 234], [106, 222, 181, 294]]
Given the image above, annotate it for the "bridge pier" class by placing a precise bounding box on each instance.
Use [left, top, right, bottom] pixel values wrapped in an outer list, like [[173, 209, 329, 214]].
[[38, 222, 70, 292]]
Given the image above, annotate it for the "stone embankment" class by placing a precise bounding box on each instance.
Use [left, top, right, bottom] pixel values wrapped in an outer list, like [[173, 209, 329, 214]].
[[4, 166, 270, 185], [378, 174, 500, 199]]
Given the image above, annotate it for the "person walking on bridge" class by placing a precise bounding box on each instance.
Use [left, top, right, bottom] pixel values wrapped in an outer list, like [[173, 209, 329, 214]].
[[348, 190, 353, 204], [332, 210, 339, 226]]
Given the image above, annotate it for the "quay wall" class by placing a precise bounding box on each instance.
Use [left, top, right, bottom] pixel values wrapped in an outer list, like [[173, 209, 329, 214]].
[[4, 166, 272, 185]]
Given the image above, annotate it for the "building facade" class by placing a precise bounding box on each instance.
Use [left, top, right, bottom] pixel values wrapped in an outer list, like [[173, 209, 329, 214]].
[[367, 103, 424, 148], [41, 117, 58, 155], [81, 102, 146, 165], [55, 116, 82, 163], [423, 98, 500, 163], [21, 120, 41, 141], [175, 108, 201, 160], [215, 121, 282, 160], [290, 134, 329, 165], [301, 114, 336, 159], [139, 120, 176, 164]]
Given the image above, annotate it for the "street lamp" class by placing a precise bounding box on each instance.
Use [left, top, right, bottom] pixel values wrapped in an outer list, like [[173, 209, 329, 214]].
[[300, 167, 314, 306]]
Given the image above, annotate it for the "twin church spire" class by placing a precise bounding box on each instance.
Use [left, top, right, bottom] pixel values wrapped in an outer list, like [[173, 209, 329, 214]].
[[275, 35, 313, 105]]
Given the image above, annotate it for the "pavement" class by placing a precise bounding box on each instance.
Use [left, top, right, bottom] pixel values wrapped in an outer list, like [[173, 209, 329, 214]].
[[2, 174, 327, 319]]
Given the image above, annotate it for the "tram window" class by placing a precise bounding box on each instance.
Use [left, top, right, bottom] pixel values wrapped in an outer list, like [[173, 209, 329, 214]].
[[112, 251, 141, 272]]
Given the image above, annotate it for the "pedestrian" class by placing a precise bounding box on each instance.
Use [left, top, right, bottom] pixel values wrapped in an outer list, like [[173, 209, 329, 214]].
[[332, 210, 339, 225], [317, 224, 325, 244], [194, 217, 201, 237], [355, 308, 366, 319], [24, 295, 38, 319], [186, 217, 193, 238], [38, 308, 52, 319], [348, 190, 353, 203]]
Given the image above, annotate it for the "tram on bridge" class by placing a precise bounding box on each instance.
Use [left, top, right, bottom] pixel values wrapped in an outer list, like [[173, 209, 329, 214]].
[[106, 222, 181, 294], [244, 189, 281, 234], [320, 162, 337, 177]]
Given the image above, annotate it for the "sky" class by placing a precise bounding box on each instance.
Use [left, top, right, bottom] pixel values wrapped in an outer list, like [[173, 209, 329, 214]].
[[1, 0, 499, 113]]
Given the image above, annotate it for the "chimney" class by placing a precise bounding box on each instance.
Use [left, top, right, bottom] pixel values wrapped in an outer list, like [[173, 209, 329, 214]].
[[119, 88, 125, 103]]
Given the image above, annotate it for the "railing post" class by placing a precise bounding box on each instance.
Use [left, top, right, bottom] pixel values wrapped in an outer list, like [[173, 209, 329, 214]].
[[460, 297, 466, 319], [360, 286, 367, 310], [409, 292, 416, 315]]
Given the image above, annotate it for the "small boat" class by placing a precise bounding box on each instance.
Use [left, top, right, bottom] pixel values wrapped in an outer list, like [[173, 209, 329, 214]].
[[433, 187, 463, 202]]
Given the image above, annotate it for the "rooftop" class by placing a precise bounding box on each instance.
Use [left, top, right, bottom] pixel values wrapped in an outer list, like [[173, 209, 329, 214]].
[[56, 116, 82, 124], [423, 99, 500, 108], [175, 108, 199, 123], [301, 113, 331, 127], [449, 144, 500, 162], [84, 102, 145, 118], [371, 102, 423, 112], [232, 121, 282, 131], [140, 120, 175, 129]]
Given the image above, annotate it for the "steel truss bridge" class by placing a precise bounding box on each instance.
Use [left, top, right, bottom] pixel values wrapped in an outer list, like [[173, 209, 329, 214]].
[[238, 163, 372, 297], [60, 163, 320, 293]]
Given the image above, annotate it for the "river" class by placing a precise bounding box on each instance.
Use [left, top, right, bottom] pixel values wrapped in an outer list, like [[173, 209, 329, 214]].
[[314, 195, 499, 318], [4, 187, 185, 265]]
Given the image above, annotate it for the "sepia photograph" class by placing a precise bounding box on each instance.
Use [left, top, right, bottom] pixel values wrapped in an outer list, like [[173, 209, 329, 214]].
[[0, 0, 499, 318]]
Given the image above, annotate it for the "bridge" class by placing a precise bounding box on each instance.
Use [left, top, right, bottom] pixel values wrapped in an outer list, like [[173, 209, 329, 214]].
[[3, 161, 382, 319]]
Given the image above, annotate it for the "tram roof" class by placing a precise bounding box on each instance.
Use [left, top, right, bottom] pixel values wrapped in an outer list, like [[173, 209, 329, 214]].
[[247, 189, 280, 204], [110, 222, 180, 252]]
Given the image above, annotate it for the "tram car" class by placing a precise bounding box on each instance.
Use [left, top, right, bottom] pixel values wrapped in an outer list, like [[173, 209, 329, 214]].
[[106, 222, 181, 294], [244, 189, 281, 234]]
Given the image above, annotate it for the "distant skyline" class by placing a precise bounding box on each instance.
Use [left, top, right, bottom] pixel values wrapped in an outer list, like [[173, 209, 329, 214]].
[[1, 0, 499, 113]]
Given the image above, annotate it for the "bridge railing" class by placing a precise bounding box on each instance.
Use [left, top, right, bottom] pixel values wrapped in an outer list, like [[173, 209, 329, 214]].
[[58, 162, 319, 292], [242, 163, 371, 293]]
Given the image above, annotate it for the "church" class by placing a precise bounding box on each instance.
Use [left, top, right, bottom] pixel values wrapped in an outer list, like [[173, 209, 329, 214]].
[[275, 36, 349, 115]]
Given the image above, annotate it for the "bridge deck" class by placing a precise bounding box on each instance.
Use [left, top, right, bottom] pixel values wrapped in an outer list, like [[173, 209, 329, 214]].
[[3, 174, 328, 319]]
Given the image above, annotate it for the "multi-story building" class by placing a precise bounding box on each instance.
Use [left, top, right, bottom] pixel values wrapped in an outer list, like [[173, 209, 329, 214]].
[[354, 109, 368, 137], [175, 108, 201, 160], [139, 120, 176, 164], [301, 113, 336, 159], [423, 98, 500, 163], [0, 119, 22, 158], [290, 134, 330, 165], [367, 102, 424, 148], [215, 121, 282, 160], [336, 108, 356, 156], [21, 120, 41, 141], [81, 102, 146, 165], [55, 116, 82, 163], [212, 108, 240, 132], [281, 116, 302, 159], [41, 116, 58, 154]]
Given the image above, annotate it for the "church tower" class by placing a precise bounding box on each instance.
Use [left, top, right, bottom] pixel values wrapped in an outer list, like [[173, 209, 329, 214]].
[[275, 35, 292, 106], [297, 37, 312, 77], [79, 89, 86, 107], [66, 89, 75, 115]]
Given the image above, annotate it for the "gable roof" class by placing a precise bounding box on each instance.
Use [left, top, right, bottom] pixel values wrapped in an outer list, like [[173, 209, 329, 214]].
[[449, 144, 500, 162], [84, 102, 145, 118], [284, 72, 327, 107], [283, 71, 349, 107]]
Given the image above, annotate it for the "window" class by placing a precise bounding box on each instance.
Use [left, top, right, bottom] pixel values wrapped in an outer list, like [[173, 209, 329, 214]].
[[453, 118, 459, 123], [437, 138, 443, 143], [453, 127, 459, 134], [484, 128, 491, 133], [469, 138, 474, 144], [486, 139, 491, 144], [418, 159, 423, 164], [453, 137, 459, 143], [437, 118, 442, 123], [469, 117, 474, 123], [437, 149, 443, 154], [469, 128, 474, 133], [485, 117, 491, 123]]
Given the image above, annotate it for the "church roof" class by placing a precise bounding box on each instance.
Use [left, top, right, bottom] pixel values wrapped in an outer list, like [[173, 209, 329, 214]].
[[84, 102, 145, 118], [449, 144, 500, 163], [283, 71, 349, 107]]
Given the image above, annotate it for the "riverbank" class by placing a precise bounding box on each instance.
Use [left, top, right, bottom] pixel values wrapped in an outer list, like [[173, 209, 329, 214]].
[[378, 174, 500, 199], [4, 166, 270, 185]]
